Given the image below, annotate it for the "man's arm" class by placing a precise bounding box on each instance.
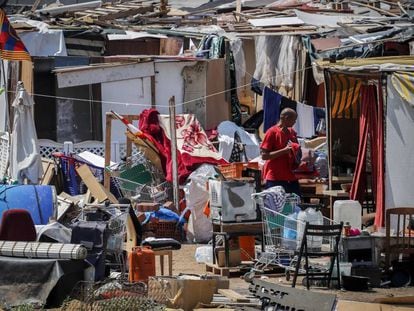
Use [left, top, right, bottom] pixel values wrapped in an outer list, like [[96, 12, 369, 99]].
[[261, 146, 292, 160]]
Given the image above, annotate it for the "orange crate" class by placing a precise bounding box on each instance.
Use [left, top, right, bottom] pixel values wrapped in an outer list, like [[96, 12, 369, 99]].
[[218, 162, 259, 179], [143, 221, 183, 241]]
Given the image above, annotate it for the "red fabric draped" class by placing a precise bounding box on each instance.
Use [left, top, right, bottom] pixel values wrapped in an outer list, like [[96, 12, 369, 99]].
[[139, 109, 226, 184], [350, 84, 385, 227], [139, 109, 190, 184]]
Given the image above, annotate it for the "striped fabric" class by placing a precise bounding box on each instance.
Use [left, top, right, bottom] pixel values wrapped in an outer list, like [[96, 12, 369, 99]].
[[390, 71, 414, 106], [0, 9, 31, 61], [327, 73, 362, 119]]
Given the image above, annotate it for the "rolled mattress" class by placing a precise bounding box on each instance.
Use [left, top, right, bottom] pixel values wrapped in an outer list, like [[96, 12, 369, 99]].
[[0, 241, 87, 260]]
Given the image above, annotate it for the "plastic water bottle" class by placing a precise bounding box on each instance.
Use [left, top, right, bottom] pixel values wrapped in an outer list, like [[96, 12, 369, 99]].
[[194, 245, 213, 264], [315, 152, 328, 178], [297, 207, 323, 250], [282, 213, 297, 250]]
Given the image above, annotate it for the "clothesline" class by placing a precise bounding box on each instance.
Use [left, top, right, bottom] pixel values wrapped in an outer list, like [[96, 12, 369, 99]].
[[262, 86, 326, 139], [2, 64, 314, 108]]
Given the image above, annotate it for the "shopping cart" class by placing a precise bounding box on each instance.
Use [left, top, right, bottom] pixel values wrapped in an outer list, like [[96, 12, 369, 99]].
[[244, 192, 338, 283], [107, 152, 171, 203], [78, 202, 130, 280]]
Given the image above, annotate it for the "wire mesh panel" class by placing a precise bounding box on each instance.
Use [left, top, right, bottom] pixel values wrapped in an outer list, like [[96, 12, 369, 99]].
[[62, 280, 164, 311], [0, 132, 9, 179]]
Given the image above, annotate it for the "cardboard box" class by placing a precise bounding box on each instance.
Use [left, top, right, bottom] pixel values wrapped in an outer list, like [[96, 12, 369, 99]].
[[205, 275, 230, 293], [215, 247, 241, 267], [148, 276, 216, 311]]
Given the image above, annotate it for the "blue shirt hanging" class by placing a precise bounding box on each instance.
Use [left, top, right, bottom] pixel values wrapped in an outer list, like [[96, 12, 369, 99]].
[[263, 87, 282, 133]]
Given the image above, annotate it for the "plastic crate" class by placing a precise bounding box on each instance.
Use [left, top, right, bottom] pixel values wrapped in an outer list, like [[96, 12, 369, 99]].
[[142, 221, 183, 241], [218, 162, 259, 179]]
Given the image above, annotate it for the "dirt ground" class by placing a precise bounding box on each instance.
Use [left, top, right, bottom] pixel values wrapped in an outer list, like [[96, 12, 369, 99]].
[[172, 244, 414, 304]]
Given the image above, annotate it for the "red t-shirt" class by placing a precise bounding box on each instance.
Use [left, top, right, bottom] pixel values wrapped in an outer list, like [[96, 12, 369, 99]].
[[261, 126, 298, 182]]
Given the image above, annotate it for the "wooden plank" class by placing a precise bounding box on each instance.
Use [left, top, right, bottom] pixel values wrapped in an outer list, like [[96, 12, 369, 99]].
[[58, 192, 82, 205], [56, 196, 73, 221], [80, 9, 107, 15], [95, 7, 121, 13], [20, 60, 33, 95], [373, 296, 414, 305], [218, 289, 250, 303], [55, 61, 155, 88], [98, 5, 154, 20], [104, 112, 112, 190], [40, 158, 55, 185], [125, 215, 137, 255], [235, 0, 241, 22], [76, 164, 118, 203]]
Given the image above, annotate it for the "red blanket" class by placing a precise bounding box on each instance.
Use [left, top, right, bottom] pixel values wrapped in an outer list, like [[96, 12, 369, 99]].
[[139, 109, 226, 184]]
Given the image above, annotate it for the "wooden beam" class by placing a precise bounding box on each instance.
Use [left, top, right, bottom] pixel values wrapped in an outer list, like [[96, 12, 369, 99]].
[[20, 61, 33, 95], [104, 112, 141, 190], [350, 0, 399, 16], [235, 0, 241, 22], [218, 289, 250, 303], [373, 296, 414, 305], [104, 112, 112, 190], [76, 164, 118, 203], [55, 61, 155, 88]]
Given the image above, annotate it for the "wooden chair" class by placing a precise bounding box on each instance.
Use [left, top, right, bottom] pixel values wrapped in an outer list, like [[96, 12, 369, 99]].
[[385, 208, 414, 268]]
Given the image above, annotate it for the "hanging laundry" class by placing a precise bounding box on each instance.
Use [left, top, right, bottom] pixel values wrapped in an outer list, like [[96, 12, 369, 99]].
[[294, 102, 315, 138], [243, 110, 264, 130], [263, 87, 283, 133], [253, 36, 300, 90], [313, 107, 326, 135], [250, 77, 264, 96], [313, 107, 326, 129], [217, 121, 260, 162], [280, 96, 297, 112]]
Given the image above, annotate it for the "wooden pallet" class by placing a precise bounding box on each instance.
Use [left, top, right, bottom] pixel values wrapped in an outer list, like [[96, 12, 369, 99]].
[[206, 292, 261, 309], [74, 0, 161, 21], [206, 262, 285, 277], [205, 263, 255, 277]]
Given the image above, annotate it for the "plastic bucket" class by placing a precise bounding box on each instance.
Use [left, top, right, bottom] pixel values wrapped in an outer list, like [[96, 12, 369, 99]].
[[0, 185, 56, 225], [239, 236, 255, 261]]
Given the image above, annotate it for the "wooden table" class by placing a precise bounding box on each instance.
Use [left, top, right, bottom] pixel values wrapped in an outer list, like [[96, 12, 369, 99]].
[[322, 190, 349, 198], [212, 221, 263, 267], [153, 249, 173, 276]]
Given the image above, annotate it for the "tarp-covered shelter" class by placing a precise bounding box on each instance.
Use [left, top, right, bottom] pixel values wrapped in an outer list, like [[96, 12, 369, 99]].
[[319, 56, 414, 228]]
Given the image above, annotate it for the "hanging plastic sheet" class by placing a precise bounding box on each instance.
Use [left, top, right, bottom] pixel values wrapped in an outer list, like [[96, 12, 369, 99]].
[[183, 164, 217, 243], [253, 35, 300, 90]]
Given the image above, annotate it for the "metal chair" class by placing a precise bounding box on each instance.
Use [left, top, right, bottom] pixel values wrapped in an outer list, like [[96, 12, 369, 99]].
[[292, 222, 343, 289], [385, 207, 414, 268]]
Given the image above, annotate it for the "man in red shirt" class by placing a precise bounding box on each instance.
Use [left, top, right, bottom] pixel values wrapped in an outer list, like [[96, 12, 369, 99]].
[[261, 108, 301, 195]]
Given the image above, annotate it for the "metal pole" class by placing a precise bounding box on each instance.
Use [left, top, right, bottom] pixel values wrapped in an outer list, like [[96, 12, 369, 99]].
[[169, 96, 179, 211]]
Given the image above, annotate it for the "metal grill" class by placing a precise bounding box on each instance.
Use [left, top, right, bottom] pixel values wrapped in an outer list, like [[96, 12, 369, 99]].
[[62, 280, 164, 311]]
